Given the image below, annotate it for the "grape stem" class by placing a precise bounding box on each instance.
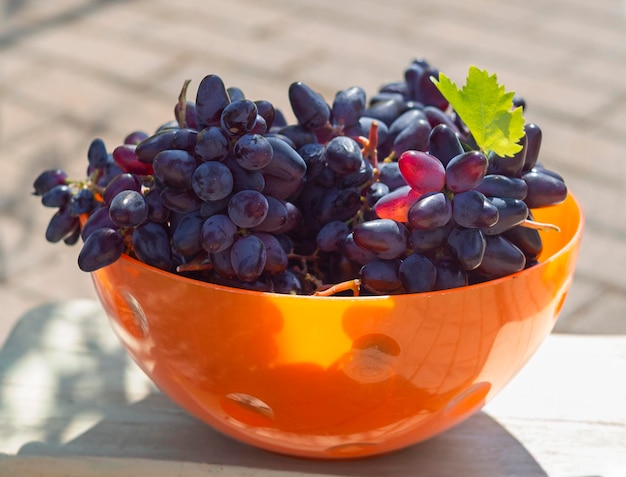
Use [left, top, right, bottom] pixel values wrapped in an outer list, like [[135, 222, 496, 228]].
[[314, 279, 361, 297], [176, 254, 213, 272], [521, 218, 561, 232], [176, 79, 192, 128], [356, 120, 379, 171]]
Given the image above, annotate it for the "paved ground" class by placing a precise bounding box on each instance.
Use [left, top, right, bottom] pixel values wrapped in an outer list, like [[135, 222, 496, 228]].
[[1, 0, 625, 345]]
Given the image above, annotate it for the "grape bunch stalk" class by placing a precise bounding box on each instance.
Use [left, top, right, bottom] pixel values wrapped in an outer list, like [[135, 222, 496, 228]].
[[33, 59, 568, 296]]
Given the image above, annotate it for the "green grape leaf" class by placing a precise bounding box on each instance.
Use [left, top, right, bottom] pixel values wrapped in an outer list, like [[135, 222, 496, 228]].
[[432, 66, 525, 157]]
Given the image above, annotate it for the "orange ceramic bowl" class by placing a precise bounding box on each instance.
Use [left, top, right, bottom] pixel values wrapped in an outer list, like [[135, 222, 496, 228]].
[[91, 193, 583, 459]]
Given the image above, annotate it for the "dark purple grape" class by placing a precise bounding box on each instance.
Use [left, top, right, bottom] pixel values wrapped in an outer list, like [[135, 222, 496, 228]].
[[428, 124, 464, 167], [251, 114, 268, 134], [423, 105, 457, 132], [316, 220, 350, 252], [331, 86, 366, 128], [272, 270, 303, 294], [392, 117, 431, 156], [124, 131, 149, 145], [201, 214, 238, 253], [63, 222, 81, 245], [209, 246, 235, 279], [41, 184, 72, 208], [487, 134, 528, 178], [192, 161, 234, 201], [144, 188, 170, 223], [399, 253, 436, 293], [325, 136, 364, 175], [288, 81, 330, 129], [220, 99, 258, 136], [477, 235, 526, 278], [230, 235, 267, 282], [315, 187, 362, 225], [171, 212, 204, 258], [33, 169, 68, 195], [452, 190, 499, 228], [409, 222, 452, 253], [262, 136, 307, 181], [277, 125, 316, 149], [251, 196, 288, 232], [360, 259, 403, 295], [353, 219, 409, 259], [195, 126, 230, 162], [87, 138, 108, 169], [153, 150, 197, 190], [379, 80, 408, 95], [103, 172, 142, 205], [196, 74, 230, 128], [109, 190, 148, 227], [446, 226, 486, 270], [233, 134, 273, 170], [387, 108, 424, 134], [224, 156, 266, 193], [159, 187, 202, 214], [433, 257, 468, 290], [199, 195, 230, 218], [522, 170, 568, 208], [378, 162, 406, 191], [45, 208, 80, 243], [483, 197, 529, 235], [134, 129, 178, 164], [171, 128, 198, 152], [253, 232, 288, 275], [227, 86, 245, 102], [504, 224, 543, 260], [228, 190, 269, 229], [298, 143, 326, 180], [445, 151, 488, 193], [68, 188, 96, 216], [254, 100, 276, 130], [261, 174, 301, 201], [522, 123, 542, 171], [365, 182, 390, 207], [341, 232, 377, 265], [407, 191, 452, 230], [78, 228, 124, 272], [475, 174, 528, 200], [131, 222, 173, 271], [273, 201, 302, 234], [418, 70, 449, 110], [363, 97, 407, 126], [81, 205, 118, 240]]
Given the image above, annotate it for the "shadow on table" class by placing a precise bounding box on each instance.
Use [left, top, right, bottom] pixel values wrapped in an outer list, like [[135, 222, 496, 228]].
[[2, 301, 549, 476], [18, 398, 550, 477]]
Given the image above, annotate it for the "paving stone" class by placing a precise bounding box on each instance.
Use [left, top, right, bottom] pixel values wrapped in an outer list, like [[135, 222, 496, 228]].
[[555, 289, 626, 335], [18, 25, 177, 85], [553, 276, 607, 333], [0, 0, 625, 346], [575, 228, 626, 292]]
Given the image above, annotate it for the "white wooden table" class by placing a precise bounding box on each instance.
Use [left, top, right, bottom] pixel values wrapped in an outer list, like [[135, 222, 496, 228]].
[[1, 300, 625, 477]]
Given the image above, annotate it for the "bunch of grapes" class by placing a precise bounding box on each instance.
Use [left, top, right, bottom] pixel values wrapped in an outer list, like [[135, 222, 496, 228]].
[[33, 58, 567, 296]]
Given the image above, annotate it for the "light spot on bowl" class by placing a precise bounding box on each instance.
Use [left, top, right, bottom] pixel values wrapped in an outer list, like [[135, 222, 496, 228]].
[[221, 393, 275, 427], [341, 334, 400, 383], [443, 381, 491, 420], [117, 290, 149, 339], [324, 442, 378, 457]]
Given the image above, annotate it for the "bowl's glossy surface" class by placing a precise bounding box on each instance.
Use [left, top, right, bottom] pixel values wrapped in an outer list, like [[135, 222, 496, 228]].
[[91, 193, 583, 459]]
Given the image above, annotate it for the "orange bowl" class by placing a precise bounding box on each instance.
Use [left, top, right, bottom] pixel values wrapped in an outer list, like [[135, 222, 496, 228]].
[[90, 193, 583, 459]]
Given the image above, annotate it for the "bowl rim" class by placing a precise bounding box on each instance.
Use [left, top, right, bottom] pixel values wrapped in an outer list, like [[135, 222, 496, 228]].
[[98, 192, 584, 302]]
